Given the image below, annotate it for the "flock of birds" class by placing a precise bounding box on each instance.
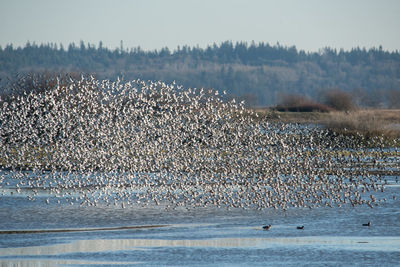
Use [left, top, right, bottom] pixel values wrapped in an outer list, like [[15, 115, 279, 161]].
[[0, 75, 398, 210], [262, 223, 370, 231]]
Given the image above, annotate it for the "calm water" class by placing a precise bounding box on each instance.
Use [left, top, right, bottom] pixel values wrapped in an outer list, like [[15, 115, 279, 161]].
[[0, 177, 399, 266]]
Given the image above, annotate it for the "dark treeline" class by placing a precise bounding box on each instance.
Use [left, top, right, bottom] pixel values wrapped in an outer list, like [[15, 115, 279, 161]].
[[1, 41, 399, 107]]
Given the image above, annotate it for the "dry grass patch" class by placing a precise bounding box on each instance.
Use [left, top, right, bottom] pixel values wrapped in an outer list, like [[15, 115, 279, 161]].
[[253, 108, 400, 143], [322, 109, 400, 138]]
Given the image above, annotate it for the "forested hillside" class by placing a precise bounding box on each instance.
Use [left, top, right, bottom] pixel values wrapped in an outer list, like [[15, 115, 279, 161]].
[[1, 41, 399, 107]]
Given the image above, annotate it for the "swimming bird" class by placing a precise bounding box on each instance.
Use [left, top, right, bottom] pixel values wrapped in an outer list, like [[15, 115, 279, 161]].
[[362, 221, 371, 226], [297, 226, 304, 230], [262, 224, 272, 230]]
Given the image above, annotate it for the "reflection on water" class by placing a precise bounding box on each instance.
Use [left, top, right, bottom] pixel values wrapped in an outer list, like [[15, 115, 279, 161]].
[[2, 235, 400, 257]]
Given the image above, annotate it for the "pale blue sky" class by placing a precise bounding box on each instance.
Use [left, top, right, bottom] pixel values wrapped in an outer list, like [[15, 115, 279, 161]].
[[1, 0, 399, 52]]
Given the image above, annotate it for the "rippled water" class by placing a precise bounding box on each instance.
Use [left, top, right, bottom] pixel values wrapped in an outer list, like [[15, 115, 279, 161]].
[[0, 178, 399, 266]]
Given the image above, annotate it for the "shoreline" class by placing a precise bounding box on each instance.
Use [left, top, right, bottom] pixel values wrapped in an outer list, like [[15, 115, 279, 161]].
[[0, 224, 169, 235]]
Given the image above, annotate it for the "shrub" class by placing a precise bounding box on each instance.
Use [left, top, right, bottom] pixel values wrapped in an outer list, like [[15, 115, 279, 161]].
[[323, 89, 357, 111], [275, 94, 331, 112], [387, 89, 400, 109]]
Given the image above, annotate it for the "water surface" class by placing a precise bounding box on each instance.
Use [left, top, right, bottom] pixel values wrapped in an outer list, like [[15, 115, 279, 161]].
[[1, 184, 399, 266]]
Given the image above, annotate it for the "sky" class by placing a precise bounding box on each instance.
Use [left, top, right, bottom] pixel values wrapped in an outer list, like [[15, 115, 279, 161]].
[[1, 0, 399, 52]]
